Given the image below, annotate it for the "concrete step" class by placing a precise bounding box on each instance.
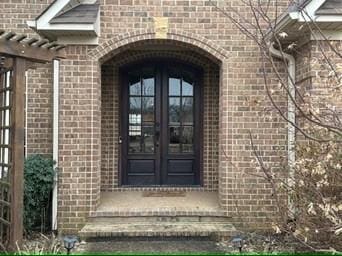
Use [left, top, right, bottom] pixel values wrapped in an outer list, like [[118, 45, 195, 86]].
[[88, 216, 231, 224], [89, 208, 226, 218], [79, 221, 237, 240]]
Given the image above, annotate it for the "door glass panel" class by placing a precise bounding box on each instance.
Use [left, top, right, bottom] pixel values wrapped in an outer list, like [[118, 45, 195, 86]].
[[182, 80, 193, 96], [129, 97, 141, 125], [182, 97, 193, 125], [181, 126, 194, 153], [142, 97, 154, 122], [142, 126, 154, 153], [129, 125, 141, 153], [143, 78, 155, 96], [129, 97, 141, 115], [169, 78, 181, 96], [169, 97, 180, 125], [129, 78, 141, 96], [169, 126, 181, 153]]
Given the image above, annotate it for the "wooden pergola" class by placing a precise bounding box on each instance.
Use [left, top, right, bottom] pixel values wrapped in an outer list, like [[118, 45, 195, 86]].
[[0, 30, 65, 251]]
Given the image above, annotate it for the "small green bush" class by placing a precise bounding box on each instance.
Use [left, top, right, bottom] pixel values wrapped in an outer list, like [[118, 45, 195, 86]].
[[24, 155, 55, 232]]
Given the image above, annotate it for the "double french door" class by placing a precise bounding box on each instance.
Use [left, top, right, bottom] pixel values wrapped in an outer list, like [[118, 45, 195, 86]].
[[120, 62, 202, 186]]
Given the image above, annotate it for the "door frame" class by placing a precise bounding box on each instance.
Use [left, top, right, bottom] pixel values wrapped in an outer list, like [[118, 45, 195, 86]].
[[118, 58, 204, 187]]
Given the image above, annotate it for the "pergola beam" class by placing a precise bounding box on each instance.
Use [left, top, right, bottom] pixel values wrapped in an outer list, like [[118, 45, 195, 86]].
[[0, 31, 66, 63], [0, 39, 65, 63]]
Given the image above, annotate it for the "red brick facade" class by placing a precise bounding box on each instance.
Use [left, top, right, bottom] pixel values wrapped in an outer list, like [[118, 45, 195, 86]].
[[2, 0, 339, 235]]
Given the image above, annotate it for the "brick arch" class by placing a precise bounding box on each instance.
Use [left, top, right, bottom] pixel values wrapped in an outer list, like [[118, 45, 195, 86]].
[[100, 48, 221, 191], [88, 29, 229, 63], [88, 29, 233, 214], [103, 49, 218, 69]]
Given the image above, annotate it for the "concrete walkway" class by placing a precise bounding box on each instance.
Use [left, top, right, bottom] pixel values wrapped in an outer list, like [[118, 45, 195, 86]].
[[75, 237, 232, 254]]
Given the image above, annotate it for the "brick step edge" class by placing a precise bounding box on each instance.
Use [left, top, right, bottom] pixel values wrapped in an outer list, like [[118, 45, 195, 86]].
[[89, 210, 226, 217], [79, 222, 237, 239], [88, 216, 232, 224]]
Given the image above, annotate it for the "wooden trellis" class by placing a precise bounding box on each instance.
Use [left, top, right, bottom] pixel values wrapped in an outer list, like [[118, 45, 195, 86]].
[[0, 31, 65, 251]]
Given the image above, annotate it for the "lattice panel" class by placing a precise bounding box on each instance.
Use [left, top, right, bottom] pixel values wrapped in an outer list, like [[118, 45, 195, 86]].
[[0, 69, 12, 250]]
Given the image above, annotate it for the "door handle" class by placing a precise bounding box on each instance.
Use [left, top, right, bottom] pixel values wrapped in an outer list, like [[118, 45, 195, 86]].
[[155, 123, 160, 147]]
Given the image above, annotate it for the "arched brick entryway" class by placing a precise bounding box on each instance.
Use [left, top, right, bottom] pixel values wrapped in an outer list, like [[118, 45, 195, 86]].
[[85, 29, 233, 221]]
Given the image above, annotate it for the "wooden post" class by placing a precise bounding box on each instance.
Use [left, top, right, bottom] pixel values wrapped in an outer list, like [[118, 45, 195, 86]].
[[10, 57, 25, 250]]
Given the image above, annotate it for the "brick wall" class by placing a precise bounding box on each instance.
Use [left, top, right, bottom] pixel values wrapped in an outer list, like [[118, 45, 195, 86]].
[[0, 0, 297, 233], [58, 46, 100, 232], [25, 65, 53, 156], [0, 0, 55, 156], [310, 41, 342, 111], [296, 41, 342, 133]]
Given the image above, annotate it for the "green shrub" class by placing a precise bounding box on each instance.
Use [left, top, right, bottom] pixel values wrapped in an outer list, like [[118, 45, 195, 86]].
[[24, 155, 55, 232]]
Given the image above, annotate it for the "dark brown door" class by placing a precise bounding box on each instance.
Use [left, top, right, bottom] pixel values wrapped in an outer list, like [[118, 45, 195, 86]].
[[121, 62, 202, 186]]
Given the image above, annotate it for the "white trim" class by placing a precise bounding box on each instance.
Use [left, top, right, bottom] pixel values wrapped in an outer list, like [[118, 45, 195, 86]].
[[35, 0, 97, 28], [312, 16, 342, 22], [37, 23, 97, 32], [298, 0, 326, 21], [94, 7, 101, 36], [52, 60, 60, 231], [82, 0, 97, 3], [267, 0, 342, 42], [25, 71, 28, 157], [311, 30, 342, 40], [37, 0, 70, 28], [90, 58, 94, 215], [295, 0, 342, 23], [26, 0, 99, 45], [57, 35, 99, 45]]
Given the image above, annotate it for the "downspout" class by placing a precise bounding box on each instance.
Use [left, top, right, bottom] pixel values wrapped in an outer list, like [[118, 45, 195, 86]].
[[52, 59, 60, 231], [269, 43, 296, 216]]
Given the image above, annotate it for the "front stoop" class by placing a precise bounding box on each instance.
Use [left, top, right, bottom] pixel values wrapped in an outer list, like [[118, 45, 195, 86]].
[[79, 192, 237, 240], [79, 215, 237, 240]]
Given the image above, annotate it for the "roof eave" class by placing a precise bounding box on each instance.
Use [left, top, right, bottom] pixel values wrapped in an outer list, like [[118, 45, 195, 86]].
[[264, 11, 299, 42], [27, 0, 100, 45]]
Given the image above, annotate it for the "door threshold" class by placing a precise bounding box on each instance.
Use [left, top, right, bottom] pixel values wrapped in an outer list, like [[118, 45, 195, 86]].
[[113, 186, 207, 192], [119, 185, 203, 188]]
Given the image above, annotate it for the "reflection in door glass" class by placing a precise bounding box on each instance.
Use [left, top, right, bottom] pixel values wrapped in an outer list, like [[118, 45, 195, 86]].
[[169, 97, 180, 125], [182, 97, 193, 125], [129, 125, 141, 153], [129, 97, 141, 115], [129, 78, 141, 95], [169, 126, 181, 153], [143, 78, 155, 96], [169, 78, 181, 96], [142, 126, 154, 153], [142, 97, 154, 122], [181, 126, 194, 153], [182, 80, 193, 96]]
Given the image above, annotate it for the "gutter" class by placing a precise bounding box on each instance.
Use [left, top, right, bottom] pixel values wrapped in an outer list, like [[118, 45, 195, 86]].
[[52, 59, 60, 231], [264, 12, 299, 42], [269, 43, 296, 216]]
